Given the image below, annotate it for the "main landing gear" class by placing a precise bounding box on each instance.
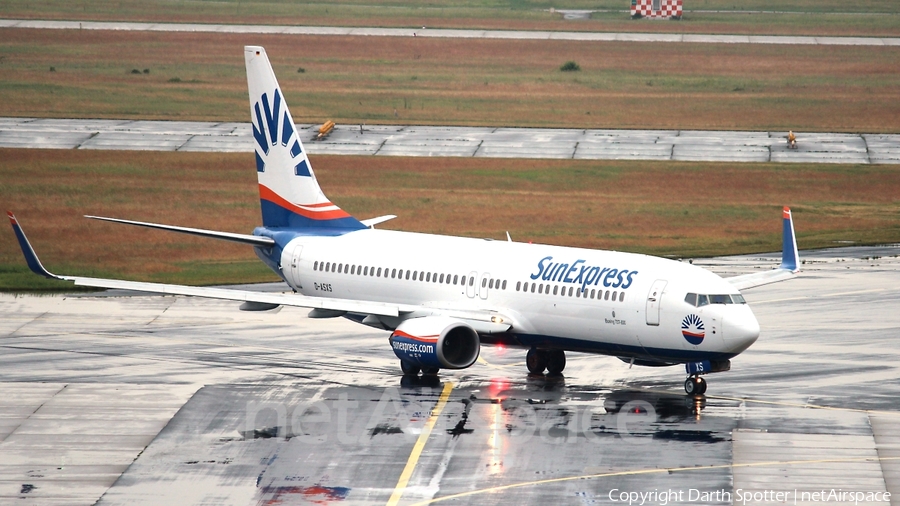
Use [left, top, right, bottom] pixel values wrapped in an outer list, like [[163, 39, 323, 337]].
[[526, 347, 566, 375], [400, 360, 439, 376], [684, 375, 707, 396]]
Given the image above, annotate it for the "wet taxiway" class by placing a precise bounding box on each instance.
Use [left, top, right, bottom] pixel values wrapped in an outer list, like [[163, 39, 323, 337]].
[[3, 117, 899, 164], [1, 244, 899, 505]]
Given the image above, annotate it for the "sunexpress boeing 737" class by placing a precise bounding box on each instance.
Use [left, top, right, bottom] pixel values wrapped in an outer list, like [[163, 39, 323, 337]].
[[8, 46, 801, 395]]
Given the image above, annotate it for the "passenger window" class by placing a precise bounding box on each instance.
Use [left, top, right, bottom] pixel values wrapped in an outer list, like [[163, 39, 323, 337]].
[[552, 285, 558, 295], [413, 271, 418, 281], [482, 278, 487, 288], [453, 274, 458, 285], [604, 290, 609, 300], [619, 291, 625, 302], [612, 290, 617, 301], [590, 289, 595, 299], [489, 279, 494, 289], [502, 280, 507, 290], [446, 274, 451, 284], [516, 281, 521, 291], [376, 267, 382, 277], [698, 294, 709, 306], [538, 284, 543, 294], [531, 283, 536, 293]]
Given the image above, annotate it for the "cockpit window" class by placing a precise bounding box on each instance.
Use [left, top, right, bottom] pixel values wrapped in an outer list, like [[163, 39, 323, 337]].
[[709, 294, 732, 304], [685, 292, 746, 307]]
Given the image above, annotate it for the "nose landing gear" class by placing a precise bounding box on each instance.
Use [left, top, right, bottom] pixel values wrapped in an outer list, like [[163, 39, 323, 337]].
[[684, 376, 706, 395], [684, 375, 707, 395]]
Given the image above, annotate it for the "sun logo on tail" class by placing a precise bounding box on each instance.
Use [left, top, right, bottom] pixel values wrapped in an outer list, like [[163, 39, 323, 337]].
[[681, 314, 705, 345], [251, 89, 310, 177]]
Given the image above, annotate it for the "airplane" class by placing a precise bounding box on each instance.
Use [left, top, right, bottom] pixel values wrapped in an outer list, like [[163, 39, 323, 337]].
[[8, 46, 800, 396]]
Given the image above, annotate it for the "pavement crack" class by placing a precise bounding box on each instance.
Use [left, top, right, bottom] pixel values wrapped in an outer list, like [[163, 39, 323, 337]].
[[0, 384, 67, 444], [5, 311, 49, 338]]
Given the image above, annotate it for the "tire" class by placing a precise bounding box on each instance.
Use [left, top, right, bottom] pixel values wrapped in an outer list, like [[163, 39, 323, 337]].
[[684, 378, 697, 395], [546, 350, 566, 375], [685, 377, 707, 396], [526, 347, 548, 374], [400, 360, 421, 376], [421, 366, 440, 376]]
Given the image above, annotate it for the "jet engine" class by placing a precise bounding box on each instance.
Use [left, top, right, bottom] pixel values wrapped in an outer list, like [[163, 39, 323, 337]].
[[389, 316, 480, 370]]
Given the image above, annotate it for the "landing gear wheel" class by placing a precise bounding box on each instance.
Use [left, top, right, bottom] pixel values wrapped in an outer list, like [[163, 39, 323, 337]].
[[684, 376, 707, 395], [526, 347, 548, 374], [421, 366, 440, 376], [400, 360, 421, 376], [546, 350, 566, 375]]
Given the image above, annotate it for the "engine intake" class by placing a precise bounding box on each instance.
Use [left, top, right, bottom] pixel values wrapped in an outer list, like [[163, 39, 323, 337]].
[[389, 316, 480, 370]]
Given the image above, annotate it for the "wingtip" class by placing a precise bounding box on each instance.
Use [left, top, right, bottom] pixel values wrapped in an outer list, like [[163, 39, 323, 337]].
[[7, 212, 62, 280]]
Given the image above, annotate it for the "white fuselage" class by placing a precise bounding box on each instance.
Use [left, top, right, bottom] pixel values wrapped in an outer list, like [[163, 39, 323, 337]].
[[276, 229, 760, 364]]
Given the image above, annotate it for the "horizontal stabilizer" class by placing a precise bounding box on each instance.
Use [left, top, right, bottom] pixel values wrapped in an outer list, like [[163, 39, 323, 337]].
[[360, 215, 397, 229], [85, 215, 275, 247]]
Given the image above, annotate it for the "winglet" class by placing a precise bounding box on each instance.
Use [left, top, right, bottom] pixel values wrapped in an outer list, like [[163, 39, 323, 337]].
[[780, 206, 800, 272], [7, 212, 63, 280]]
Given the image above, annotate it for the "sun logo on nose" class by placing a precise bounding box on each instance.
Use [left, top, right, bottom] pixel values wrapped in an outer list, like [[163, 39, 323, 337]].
[[681, 314, 705, 345]]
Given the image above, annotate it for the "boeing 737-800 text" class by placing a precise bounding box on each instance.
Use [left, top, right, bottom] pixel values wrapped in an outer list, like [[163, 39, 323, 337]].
[[9, 46, 800, 395]]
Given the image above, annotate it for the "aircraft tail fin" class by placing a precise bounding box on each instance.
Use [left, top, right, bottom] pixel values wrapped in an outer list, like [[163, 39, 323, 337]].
[[245, 46, 365, 231]]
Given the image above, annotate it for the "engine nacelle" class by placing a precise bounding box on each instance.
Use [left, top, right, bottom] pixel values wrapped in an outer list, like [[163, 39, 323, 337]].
[[389, 316, 480, 370]]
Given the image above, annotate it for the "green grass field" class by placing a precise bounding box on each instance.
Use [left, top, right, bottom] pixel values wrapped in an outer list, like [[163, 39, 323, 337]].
[[1, 30, 898, 132], [3, 149, 899, 292], [2, 0, 899, 36]]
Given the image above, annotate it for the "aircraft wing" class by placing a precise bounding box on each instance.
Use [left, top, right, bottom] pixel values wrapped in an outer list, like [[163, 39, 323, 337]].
[[726, 268, 796, 290], [726, 207, 800, 290], [9, 212, 515, 330], [8, 212, 401, 317]]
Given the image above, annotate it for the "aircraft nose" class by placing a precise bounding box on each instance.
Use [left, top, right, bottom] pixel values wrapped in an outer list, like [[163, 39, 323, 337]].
[[724, 307, 760, 354]]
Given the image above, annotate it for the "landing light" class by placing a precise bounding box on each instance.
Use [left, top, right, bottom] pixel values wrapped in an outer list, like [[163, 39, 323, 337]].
[[491, 316, 504, 324]]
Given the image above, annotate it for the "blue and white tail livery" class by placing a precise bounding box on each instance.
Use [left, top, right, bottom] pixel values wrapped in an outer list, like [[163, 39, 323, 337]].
[[8, 45, 804, 396], [246, 46, 365, 230]]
